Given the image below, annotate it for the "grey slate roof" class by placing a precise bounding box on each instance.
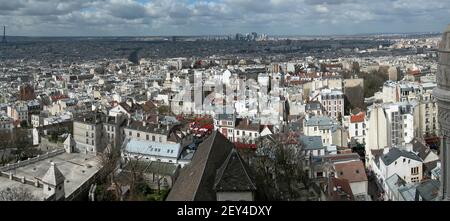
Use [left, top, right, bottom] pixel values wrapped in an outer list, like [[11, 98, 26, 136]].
[[305, 102, 322, 111], [42, 163, 65, 186], [123, 139, 181, 159], [299, 135, 324, 150], [166, 130, 234, 201], [411, 138, 430, 160], [416, 179, 440, 201], [213, 149, 256, 192], [381, 148, 423, 166], [304, 116, 336, 130], [385, 174, 406, 197], [398, 183, 417, 201], [217, 114, 234, 121], [431, 166, 440, 179]]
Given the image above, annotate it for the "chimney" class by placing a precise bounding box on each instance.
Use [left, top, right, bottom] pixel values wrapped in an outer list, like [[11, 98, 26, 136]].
[[143, 121, 147, 127]]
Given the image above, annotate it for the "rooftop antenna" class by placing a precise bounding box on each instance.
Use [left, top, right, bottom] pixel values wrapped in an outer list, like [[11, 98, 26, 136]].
[[1, 26, 6, 43]]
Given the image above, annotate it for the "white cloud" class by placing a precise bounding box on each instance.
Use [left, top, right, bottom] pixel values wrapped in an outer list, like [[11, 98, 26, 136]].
[[0, 0, 449, 36], [315, 4, 329, 13]]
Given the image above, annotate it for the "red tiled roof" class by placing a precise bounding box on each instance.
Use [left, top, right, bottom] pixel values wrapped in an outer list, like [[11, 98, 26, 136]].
[[350, 112, 365, 123], [408, 70, 421, 76], [328, 178, 354, 201], [51, 95, 69, 102], [334, 161, 368, 183], [323, 153, 360, 163]]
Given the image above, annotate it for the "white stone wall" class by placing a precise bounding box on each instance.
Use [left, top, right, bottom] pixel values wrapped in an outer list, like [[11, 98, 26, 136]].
[[124, 128, 168, 143], [380, 156, 423, 184], [304, 125, 333, 146], [365, 106, 388, 164], [349, 121, 365, 144], [234, 129, 259, 143], [350, 181, 368, 197], [73, 121, 104, 153]]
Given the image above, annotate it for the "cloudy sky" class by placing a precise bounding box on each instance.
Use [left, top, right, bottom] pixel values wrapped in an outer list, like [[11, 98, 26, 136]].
[[1, 0, 449, 36]]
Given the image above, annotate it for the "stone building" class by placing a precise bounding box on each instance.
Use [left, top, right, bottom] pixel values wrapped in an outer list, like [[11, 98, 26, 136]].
[[166, 131, 256, 201], [0, 149, 103, 201], [434, 24, 450, 200], [73, 113, 106, 154]]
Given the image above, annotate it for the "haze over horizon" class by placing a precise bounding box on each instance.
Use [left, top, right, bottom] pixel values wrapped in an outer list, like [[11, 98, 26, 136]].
[[0, 0, 449, 37]]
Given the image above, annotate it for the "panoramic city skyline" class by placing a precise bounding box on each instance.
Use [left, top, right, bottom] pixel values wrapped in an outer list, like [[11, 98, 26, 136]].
[[1, 0, 450, 36], [2, 0, 450, 206]]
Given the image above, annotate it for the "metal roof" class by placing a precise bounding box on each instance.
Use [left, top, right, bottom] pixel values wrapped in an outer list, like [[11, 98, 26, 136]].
[[381, 148, 423, 166], [299, 135, 324, 150], [124, 139, 181, 158]]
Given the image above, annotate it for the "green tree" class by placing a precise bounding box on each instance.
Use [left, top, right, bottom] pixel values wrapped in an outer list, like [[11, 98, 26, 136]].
[[20, 120, 28, 128]]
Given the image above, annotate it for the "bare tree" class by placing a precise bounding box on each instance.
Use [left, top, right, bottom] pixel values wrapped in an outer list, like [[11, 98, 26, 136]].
[[0, 132, 13, 165], [0, 187, 38, 201], [252, 134, 311, 201], [0, 129, 32, 165], [98, 143, 122, 200]]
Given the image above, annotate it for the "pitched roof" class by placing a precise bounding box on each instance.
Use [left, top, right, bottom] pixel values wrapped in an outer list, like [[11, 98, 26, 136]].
[[118, 101, 141, 114], [305, 102, 322, 111], [213, 149, 256, 192], [166, 130, 234, 201], [385, 174, 406, 195], [381, 148, 422, 166], [142, 101, 157, 114], [322, 153, 360, 163], [299, 135, 324, 150], [416, 179, 440, 201], [411, 138, 431, 160], [123, 139, 181, 159], [398, 183, 417, 201], [305, 116, 336, 129], [350, 112, 365, 123], [328, 178, 354, 201], [42, 163, 65, 186], [334, 161, 368, 183], [235, 118, 260, 132]]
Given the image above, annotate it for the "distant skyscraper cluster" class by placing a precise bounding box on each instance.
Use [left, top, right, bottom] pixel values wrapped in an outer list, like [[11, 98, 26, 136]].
[[234, 32, 268, 41]]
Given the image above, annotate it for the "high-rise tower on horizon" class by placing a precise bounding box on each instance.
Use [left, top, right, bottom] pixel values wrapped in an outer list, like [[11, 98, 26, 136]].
[[435, 24, 450, 201], [1, 26, 6, 43]]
